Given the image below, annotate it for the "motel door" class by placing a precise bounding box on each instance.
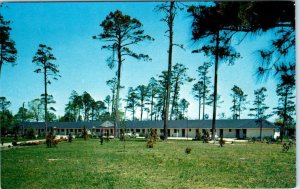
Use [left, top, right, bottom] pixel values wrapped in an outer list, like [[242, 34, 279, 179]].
[[236, 129, 240, 138], [243, 129, 247, 139], [182, 129, 185, 137], [220, 129, 223, 137]]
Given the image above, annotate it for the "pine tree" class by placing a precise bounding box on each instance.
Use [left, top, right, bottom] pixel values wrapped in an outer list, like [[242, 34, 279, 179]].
[[94, 10, 153, 137], [248, 87, 272, 141]]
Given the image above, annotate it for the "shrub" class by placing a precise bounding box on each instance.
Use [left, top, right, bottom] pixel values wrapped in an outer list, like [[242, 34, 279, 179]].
[[185, 147, 192, 154], [201, 130, 209, 143], [12, 140, 18, 146], [146, 128, 157, 148], [46, 128, 56, 148], [82, 126, 88, 140], [68, 133, 73, 143], [219, 137, 225, 147], [147, 138, 154, 148], [194, 130, 201, 141], [282, 140, 293, 152], [26, 127, 35, 139], [248, 137, 257, 143]]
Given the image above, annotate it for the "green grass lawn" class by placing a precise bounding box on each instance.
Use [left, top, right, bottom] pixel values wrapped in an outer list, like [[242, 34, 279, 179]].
[[1, 138, 296, 189]]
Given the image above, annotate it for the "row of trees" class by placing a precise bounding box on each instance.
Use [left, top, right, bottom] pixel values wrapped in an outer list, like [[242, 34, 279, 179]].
[[1, 2, 295, 141]]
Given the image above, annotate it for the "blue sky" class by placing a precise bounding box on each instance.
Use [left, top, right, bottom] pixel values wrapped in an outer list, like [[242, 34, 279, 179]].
[[0, 2, 284, 121]]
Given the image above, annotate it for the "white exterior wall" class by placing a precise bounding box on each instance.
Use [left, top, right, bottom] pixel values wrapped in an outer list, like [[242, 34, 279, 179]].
[[222, 129, 236, 138], [246, 128, 274, 138]]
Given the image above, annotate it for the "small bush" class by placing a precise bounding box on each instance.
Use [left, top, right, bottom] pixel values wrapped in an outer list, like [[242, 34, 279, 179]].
[[248, 137, 257, 143], [219, 137, 225, 147], [82, 126, 88, 140], [282, 140, 293, 152], [68, 134, 73, 143], [194, 130, 201, 141], [12, 140, 18, 146], [26, 127, 35, 139], [185, 147, 192, 154], [201, 130, 209, 143], [146, 128, 157, 148], [147, 138, 154, 148], [46, 128, 56, 148]]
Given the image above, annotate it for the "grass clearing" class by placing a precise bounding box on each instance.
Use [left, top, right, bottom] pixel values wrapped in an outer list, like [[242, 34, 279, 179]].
[[1, 138, 295, 188]]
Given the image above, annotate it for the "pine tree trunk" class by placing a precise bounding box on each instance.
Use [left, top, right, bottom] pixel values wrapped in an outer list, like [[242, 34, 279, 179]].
[[150, 94, 154, 121], [164, 1, 174, 141], [281, 87, 289, 143], [140, 99, 143, 121], [202, 76, 206, 120], [198, 95, 201, 120], [170, 79, 179, 120], [114, 44, 122, 138], [211, 30, 220, 141], [44, 65, 48, 136]]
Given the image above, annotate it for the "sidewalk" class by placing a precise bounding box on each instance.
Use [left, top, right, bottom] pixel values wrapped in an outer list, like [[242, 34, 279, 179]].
[[0, 139, 46, 148]]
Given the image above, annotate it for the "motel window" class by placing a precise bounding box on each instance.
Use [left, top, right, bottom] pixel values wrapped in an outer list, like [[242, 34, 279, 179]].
[[41, 129, 44, 132], [96, 129, 100, 132], [160, 129, 163, 133], [136, 129, 140, 132], [196, 129, 199, 132], [210, 129, 212, 132], [78, 129, 82, 132], [61, 129, 64, 132], [174, 129, 177, 133], [189, 129, 191, 132], [142, 129, 145, 133], [111, 129, 113, 133], [229, 129, 232, 132], [70, 129, 73, 132], [131, 129, 134, 132]]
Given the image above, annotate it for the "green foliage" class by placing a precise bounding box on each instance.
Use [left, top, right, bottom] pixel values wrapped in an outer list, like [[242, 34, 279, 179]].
[[68, 133, 72, 143], [170, 63, 193, 120], [28, 98, 44, 122], [26, 127, 35, 139], [94, 10, 153, 137], [201, 129, 210, 143], [230, 85, 248, 119], [185, 147, 192, 154], [32, 44, 60, 126], [194, 130, 201, 141], [125, 87, 139, 121], [82, 126, 88, 140], [192, 62, 212, 120], [0, 13, 17, 74], [135, 85, 149, 121], [282, 140, 293, 152], [45, 127, 56, 148], [146, 128, 157, 148], [219, 137, 225, 147]]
